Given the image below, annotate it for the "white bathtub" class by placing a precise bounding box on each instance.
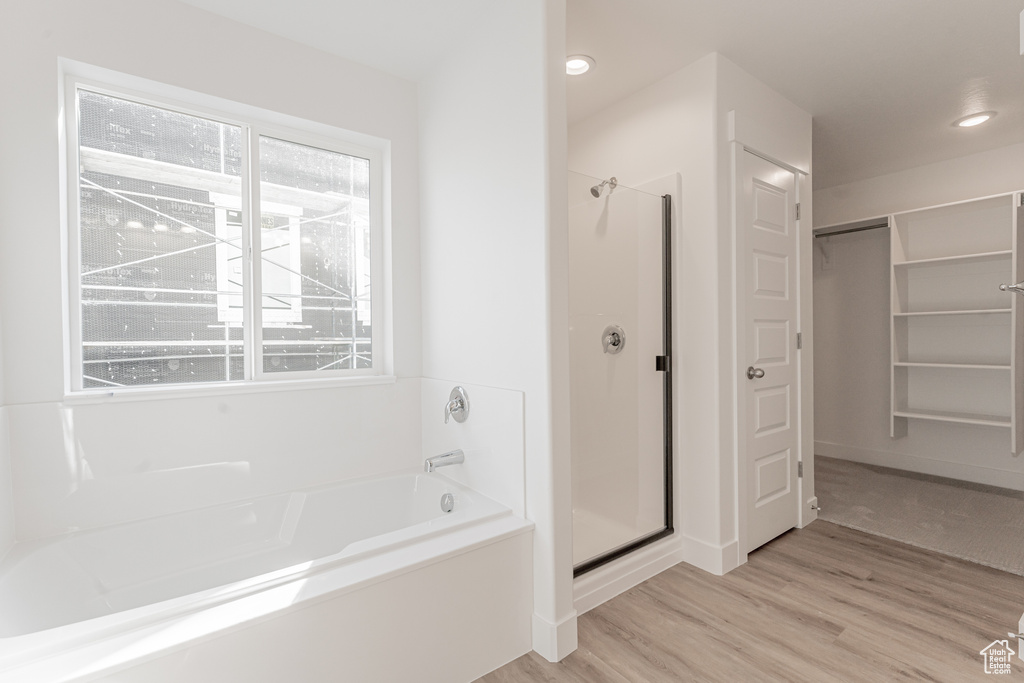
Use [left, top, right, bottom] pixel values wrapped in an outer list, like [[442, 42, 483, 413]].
[[0, 471, 534, 682]]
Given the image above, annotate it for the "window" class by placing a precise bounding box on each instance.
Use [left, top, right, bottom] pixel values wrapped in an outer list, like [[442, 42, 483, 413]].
[[67, 82, 384, 392]]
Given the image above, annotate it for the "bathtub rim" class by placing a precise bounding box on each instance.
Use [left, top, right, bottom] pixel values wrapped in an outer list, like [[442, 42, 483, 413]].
[[0, 470, 525, 676]]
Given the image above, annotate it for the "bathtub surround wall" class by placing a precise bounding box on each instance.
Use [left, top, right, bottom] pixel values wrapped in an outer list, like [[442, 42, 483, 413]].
[[421, 380, 526, 518], [8, 384, 422, 540], [813, 144, 1024, 488], [569, 53, 812, 589], [418, 0, 575, 661]]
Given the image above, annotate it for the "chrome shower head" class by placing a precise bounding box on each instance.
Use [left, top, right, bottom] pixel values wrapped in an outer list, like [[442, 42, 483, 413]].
[[590, 177, 617, 198]]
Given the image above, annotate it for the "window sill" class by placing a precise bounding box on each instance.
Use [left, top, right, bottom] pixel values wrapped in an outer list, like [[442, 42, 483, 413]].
[[63, 374, 397, 405]]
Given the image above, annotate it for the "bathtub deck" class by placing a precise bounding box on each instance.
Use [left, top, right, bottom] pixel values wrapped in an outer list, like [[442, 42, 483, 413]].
[[480, 521, 1024, 682]]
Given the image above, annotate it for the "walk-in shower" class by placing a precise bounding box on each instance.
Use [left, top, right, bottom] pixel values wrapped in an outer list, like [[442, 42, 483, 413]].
[[568, 171, 673, 576]]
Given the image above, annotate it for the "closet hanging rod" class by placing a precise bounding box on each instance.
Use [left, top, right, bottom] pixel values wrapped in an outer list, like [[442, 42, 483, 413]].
[[813, 218, 889, 239]]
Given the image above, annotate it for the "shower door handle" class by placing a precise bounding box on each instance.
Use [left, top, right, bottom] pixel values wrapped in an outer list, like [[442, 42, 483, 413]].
[[747, 366, 765, 380]]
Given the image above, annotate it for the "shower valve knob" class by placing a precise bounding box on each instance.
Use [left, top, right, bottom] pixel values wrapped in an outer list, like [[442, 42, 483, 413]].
[[602, 325, 626, 354], [444, 386, 470, 424]]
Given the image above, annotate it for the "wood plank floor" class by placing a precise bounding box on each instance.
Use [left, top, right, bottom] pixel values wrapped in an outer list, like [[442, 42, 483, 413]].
[[479, 521, 1024, 682]]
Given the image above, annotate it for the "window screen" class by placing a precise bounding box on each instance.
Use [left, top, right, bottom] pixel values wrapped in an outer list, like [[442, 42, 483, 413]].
[[74, 88, 378, 390], [78, 90, 244, 388], [258, 136, 372, 373]]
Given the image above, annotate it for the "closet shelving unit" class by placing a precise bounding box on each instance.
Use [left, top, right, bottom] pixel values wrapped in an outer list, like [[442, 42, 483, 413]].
[[889, 192, 1024, 452]]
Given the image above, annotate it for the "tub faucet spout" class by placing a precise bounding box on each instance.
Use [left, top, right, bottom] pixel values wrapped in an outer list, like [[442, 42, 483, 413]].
[[425, 449, 465, 472]]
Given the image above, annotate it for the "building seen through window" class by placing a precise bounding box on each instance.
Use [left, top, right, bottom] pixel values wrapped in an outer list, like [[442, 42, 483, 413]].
[[75, 90, 374, 389]]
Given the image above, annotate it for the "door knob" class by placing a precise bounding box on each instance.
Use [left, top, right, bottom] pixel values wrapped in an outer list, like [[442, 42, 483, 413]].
[[747, 366, 765, 380]]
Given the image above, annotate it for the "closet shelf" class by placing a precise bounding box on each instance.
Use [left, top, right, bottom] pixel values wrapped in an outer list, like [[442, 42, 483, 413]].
[[888, 190, 1022, 448], [893, 308, 1011, 318], [892, 249, 1012, 268], [893, 362, 1010, 371], [892, 408, 1011, 428]]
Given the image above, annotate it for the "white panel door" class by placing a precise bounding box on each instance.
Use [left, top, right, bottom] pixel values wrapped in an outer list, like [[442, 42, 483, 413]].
[[741, 151, 800, 552]]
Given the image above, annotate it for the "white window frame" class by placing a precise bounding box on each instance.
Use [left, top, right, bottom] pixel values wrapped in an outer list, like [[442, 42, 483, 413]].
[[61, 64, 389, 398]]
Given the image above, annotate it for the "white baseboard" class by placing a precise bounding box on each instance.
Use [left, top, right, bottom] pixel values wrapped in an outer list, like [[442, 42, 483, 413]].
[[573, 537, 685, 616], [800, 497, 819, 528], [681, 535, 741, 576], [532, 610, 578, 663], [816, 441, 1024, 490]]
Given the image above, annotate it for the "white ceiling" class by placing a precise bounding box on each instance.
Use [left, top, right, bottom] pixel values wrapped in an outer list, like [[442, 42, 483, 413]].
[[175, 0, 488, 80], [567, 0, 1024, 188], [180, 0, 1024, 189]]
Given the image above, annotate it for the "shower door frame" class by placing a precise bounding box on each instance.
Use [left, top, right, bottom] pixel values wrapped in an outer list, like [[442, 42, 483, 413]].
[[573, 193, 674, 577]]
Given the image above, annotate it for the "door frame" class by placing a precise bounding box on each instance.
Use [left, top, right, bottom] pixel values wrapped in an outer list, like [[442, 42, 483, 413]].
[[732, 142, 816, 566]]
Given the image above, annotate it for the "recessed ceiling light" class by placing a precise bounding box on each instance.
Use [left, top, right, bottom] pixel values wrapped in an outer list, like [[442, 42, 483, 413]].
[[566, 55, 595, 76], [954, 111, 996, 128]]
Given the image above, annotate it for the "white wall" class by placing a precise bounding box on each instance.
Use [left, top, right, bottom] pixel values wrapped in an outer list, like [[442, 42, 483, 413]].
[[417, 0, 573, 662], [816, 143, 1024, 227], [0, 409, 10, 561], [813, 145, 1024, 488], [569, 53, 812, 576], [0, 310, 12, 560], [0, 0, 423, 539]]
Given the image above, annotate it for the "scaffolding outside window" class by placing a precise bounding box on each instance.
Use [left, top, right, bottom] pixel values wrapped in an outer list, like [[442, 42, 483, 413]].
[[69, 86, 382, 391]]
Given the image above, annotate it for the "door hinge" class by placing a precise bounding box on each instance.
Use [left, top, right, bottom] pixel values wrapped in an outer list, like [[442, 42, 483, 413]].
[[656, 355, 670, 372], [798, 461, 803, 478], [795, 203, 801, 221], [796, 332, 802, 350]]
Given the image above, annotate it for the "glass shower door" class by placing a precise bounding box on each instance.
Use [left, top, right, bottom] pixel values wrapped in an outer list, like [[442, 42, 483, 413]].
[[569, 171, 673, 575]]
